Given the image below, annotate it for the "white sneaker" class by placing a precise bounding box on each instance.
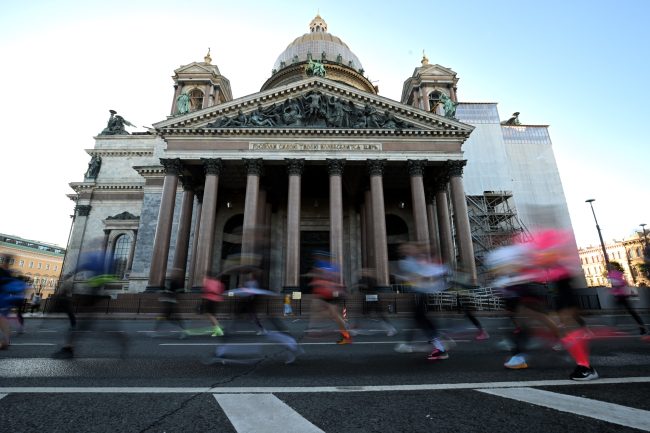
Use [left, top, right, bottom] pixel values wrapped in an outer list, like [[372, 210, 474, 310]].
[[394, 343, 414, 353], [504, 354, 528, 369]]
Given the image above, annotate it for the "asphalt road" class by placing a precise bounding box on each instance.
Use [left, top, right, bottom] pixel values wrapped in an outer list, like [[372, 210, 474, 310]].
[[1, 313, 649, 432]]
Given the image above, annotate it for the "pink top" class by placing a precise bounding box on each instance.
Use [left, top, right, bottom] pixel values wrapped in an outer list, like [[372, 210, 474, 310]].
[[202, 277, 224, 302], [608, 269, 628, 296]]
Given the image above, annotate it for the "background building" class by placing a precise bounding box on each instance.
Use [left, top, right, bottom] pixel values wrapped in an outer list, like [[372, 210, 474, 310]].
[[0, 233, 65, 299], [62, 15, 578, 293], [579, 232, 649, 288]]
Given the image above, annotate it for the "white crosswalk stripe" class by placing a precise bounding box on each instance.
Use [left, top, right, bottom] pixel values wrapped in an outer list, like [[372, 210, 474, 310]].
[[214, 393, 325, 433], [477, 387, 650, 431]]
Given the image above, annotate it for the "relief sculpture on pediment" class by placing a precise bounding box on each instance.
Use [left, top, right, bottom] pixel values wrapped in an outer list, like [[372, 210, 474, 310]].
[[206, 91, 412, 130]]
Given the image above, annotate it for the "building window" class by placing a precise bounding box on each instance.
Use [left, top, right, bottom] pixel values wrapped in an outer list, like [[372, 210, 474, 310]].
[[29, 261, 34, 268], [112, 234, 132, 279], [9, 258, 14, 265], [38, 262, 42, 269], [428, 91, 441, 112], [189, 89, 204, 111], [54, 265, 58, 271], [46, 264, 50, 270], [19, 260, 24, 267]]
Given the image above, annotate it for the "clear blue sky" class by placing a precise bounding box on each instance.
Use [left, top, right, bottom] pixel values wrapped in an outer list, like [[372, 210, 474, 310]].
[[0, 0, 648, 249]]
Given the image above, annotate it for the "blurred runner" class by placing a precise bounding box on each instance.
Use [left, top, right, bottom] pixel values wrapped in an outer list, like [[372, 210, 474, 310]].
[[0, 254, 27, 349], [152, 267, 186, 338], [395, 242, 450, 360], [306, 251, 351, 344], [607, 262, 648, 336], [52, 246, 126, 358], [185, 271, 225, 337]]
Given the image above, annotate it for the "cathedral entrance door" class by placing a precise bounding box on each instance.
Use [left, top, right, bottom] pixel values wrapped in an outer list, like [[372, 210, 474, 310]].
[[300, 230, 329, 291]]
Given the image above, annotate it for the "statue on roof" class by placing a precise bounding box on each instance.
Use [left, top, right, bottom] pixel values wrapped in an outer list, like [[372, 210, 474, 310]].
[[99, 110, 135, 135], [439, 93, 457, 119], [305, 59, 326, 77], [84, 155, 102, 179], [176, 93, 191, 115], [501, 112, 521, 126]]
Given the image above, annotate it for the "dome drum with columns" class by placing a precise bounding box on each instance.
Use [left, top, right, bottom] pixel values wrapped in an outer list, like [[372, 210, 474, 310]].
[[262, 15, 376, 93], [63, 15, 578, 294]]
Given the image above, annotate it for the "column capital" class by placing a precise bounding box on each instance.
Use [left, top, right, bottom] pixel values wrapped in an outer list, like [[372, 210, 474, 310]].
[[285, 158, 305, 176], [327, 158, 345, 176], [367, 159, 386, 177], [75, 205, 91, 216], [160, 158, 183, 175], [244, 158, 264, 176], [445, 159, 467, 177], [407, 159, 427, 177], [201, 158, 222, 176]]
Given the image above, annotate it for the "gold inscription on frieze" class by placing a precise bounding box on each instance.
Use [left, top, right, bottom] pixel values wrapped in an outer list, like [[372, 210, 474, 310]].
[[250, 143, 382, 151]]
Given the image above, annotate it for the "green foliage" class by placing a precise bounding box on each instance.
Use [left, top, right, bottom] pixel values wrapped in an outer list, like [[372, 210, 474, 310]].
[[608, 261, 624, 272]]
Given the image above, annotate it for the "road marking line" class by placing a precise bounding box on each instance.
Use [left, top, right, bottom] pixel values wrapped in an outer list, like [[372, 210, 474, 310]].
[[476, 387, 650, 431], [7, 343, 55, 346], [1, 376, 649, 394], [0, 394, 6, 400], [214, 394, 325, 433]]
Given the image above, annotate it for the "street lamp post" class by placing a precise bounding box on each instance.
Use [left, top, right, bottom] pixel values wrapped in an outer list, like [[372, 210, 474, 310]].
[[586, 199, 609, 266], [641, 223, 649, 279]]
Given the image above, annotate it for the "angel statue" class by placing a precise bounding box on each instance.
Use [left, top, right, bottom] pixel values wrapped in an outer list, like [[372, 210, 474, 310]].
[[176, 93, 191, 115], [305, 59, 326, 77], [439, 93, 457, 119], [501, 112, 521, 126], [100, 110, 136, 135]]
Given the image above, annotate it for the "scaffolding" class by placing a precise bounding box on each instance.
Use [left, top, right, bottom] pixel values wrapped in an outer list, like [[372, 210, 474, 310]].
[[467, 191, 530, 284]]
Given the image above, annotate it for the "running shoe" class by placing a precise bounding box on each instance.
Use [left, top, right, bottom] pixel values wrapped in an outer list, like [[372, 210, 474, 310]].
[[427, 349, 449, 360], [394, 343, 414, 353], [211, 326, 224, 337], [504, 355, 528, 369], [336, 336, 353, 345], [475, 329, 490, 340], [569, 365, 599, 381]]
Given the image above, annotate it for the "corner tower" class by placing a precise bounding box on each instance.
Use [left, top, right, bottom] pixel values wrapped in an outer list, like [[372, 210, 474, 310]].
[[401, 53, 459, 114], [170, 49, 233, 116]]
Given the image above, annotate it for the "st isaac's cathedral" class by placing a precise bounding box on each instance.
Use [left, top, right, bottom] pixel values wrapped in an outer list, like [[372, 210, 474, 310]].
[[63, 15, 575, 293]]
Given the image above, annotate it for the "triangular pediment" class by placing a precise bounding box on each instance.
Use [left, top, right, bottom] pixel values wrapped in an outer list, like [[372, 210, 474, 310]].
[[174, 62, 219, 76], [418, 63, 457, 76], [154, 77, 473, 137]]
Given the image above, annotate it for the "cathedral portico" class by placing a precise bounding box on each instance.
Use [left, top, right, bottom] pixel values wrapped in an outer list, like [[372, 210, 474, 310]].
[[68, 15, 580, 296]]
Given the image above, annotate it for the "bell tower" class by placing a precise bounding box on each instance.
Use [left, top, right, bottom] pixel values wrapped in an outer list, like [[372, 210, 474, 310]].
[[170, 49, 233, 116], [401, 52, 459, 115]]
